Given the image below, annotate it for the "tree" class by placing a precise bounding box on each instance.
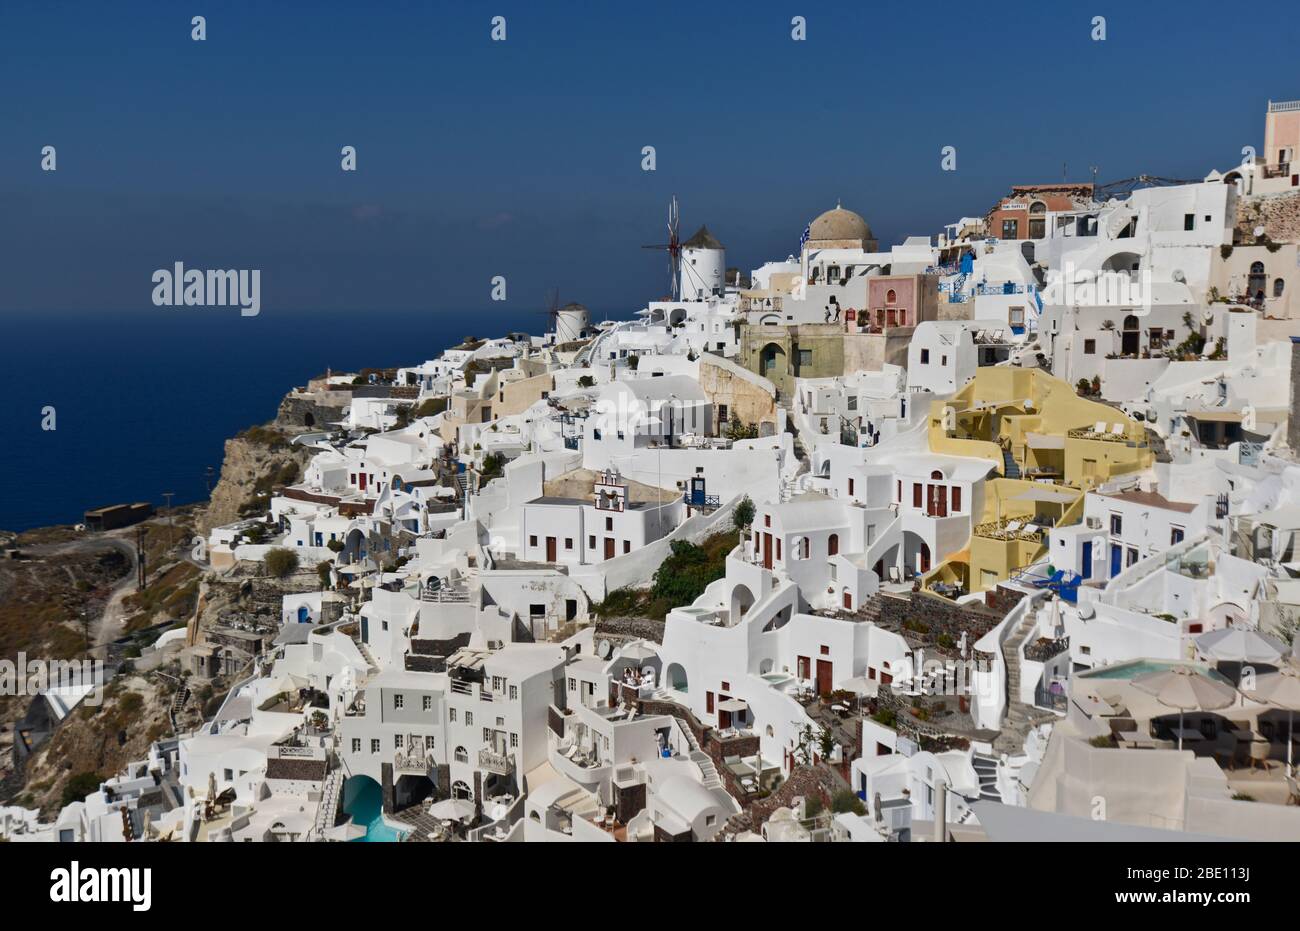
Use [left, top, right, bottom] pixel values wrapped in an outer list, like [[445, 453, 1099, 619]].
[[61, 771, 104, 808], [264, 547, 300, 579], [626, 355, 639, 370], [577, 375, 595, 389], [733, 495, 755, 531], [316, 560, 333, 590]]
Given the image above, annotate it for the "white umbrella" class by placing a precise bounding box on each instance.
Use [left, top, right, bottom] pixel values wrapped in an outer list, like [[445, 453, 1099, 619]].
[[619, 642, 658, 662], [1242, 664, 1300, 775], [427, 798, 475, 821], [839, 676, 879, 716], [1195, 628, 1288, 665], [1133, 665, 1238, 750]]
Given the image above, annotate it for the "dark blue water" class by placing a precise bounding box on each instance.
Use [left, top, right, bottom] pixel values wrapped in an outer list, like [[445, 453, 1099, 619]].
[[0, 309, 553, 531]]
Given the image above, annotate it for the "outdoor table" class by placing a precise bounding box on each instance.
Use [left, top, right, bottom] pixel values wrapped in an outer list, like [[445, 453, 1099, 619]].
[[1171, 727, 1204, 742]]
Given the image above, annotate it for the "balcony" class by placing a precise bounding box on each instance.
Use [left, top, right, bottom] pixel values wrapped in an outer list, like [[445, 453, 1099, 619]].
[[973, 518, 1046, 544], [478, 748, 515, 776]]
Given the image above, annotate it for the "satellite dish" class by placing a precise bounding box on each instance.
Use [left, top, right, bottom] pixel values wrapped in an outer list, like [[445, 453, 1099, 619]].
[[597, 639, 612, 659]]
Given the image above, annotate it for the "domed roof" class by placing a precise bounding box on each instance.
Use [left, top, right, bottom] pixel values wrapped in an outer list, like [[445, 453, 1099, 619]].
[[808, 203, 872, 243]]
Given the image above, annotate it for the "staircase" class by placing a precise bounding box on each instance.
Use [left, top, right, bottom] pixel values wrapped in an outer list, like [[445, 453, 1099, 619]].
[[995, 611, 1054, 755], [692, 751, 723, 791], [971, 752, 1002, 802], [1001, 448, 1021, 480]]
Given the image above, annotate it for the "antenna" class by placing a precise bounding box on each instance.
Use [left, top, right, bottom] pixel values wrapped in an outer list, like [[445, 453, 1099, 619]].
[[641, 194, 682, 300]]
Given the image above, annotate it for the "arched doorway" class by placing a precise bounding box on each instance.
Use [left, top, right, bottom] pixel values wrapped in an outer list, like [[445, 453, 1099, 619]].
[[1122, 314, 1140, 357], [828, 533, 839, 556], [451, 780, 472, 800], [920, 542, 931, 574], [759, 343, 786, 380], [731, 583, 756, 621], [665, 663, 688, 694], [1249, 262, 1267, 304]]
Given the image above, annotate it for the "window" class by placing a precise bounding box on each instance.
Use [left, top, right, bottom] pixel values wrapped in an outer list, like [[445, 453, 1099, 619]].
[[819, 645, 829, 656], [913, 483, 922, 508], [1276, 278, 1286, 297], [449, 708, 457, 722], [798, 348, 813, 367], [395, 734, 404, 748], [588, 535, 595, 549], [952, 487, 962, 512], [371, 739, 380, 753], [1184, 214, 1195, 231], [509, 685, 518, 700], [1084, 339, 1096, 355], [1001, 218, 1019, 239], [1110, 514, 1122, 536], [393, 694, 404, 710], [886, 289, 897, 304], [846, 396, 857, 411], [722, 681, 730, 691], [493, 676, 504, 691], [1009, 307, 1024, 327], [465, 712, 473, 726], [422, 695, 432, 711], [848, 478, 855, 496], [623, 540, 631, 554], [920, 348, 930, 364], [1126, 547, 1139, 567], [351, 738, 361, 753], [1171, 527, 1185, 545], [529, 535, 537, 547], [454, 746, 468, 763], [605, 517, 613, 531], [564, 537, 573, 550], [567, 678, 576, 692], [483, 727, 492, 742], [828, 533, 839, 556], [510, 732, 518, 748]]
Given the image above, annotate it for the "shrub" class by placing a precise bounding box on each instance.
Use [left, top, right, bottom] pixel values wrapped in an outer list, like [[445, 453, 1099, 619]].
[[414, 397, 448, 418], [732, 495, 755, 531], [803, 796, 825, 819], [832, 789, 867, 815], [317, 561, 333, 589], [264, 548, 300, 579], [577, 375, 595, 389], [326, 538, 344, 553], [61, 772, 104, 807]]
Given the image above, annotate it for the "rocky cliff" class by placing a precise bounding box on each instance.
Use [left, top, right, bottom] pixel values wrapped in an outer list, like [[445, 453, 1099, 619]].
[[197, 429, 315, 535]]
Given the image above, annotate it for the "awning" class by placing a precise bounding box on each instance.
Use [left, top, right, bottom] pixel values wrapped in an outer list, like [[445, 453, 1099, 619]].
[[1183, 410, 1242, 423], [1024, 433, 1066, 450], [1010, 487, 1078, 505], [717, 698, 749, 713]]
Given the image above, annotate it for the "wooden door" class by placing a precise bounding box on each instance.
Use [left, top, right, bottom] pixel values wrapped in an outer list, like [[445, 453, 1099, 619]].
[[546, 537, 557, 561], [816, 659, 832, 696], [763, 533, 772, 569], [604, 537, 615, 560]]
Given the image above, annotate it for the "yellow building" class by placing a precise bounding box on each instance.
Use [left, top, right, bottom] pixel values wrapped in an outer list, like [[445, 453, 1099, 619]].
[[924, 368, 1152, 594]]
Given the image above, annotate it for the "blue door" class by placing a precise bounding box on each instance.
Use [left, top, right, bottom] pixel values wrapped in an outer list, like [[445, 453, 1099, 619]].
[[1109, 543, 1122, 578], [1081, 541, 1092, 580], [297, 605, 311, 623]]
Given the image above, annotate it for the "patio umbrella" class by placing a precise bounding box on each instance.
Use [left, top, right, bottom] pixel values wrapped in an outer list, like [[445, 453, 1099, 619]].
[[1132, 665, 1238, 750], [1195, 628, 1288, 665], [1242, 664, 1300, 775], [427, 798, 476, 821], [619, 642, 658, 662], [840, 676, 879, 716]]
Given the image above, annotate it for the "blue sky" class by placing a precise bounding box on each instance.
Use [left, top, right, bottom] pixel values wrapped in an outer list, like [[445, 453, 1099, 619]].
[[2, 0, 1297, 317]]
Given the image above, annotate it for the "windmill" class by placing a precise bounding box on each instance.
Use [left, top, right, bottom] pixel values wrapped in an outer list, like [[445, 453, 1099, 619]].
[[641, 194, 681, 300], [540, 287, 562, 335]]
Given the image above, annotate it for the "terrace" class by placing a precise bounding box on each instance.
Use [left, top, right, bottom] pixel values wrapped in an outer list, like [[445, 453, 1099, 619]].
[[973, 518, 1047, 544]]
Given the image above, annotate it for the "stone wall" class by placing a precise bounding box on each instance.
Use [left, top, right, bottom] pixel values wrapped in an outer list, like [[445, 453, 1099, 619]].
[[867, 590, 1006, 645], [735, 765, 839, 835], [593, 616, 666, 644]]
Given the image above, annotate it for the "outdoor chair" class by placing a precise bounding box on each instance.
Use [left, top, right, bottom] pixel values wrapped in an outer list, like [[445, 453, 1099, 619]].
[[1092, 421, 1107, 435], [1249, 739, 1273, 772], [1109, 423, 1125, 436]]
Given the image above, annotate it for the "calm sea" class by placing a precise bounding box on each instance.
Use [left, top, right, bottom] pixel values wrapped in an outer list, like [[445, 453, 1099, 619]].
[[0, 308, 564, 531]]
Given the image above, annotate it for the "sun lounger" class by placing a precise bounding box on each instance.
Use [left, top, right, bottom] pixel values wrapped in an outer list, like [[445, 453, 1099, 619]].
[[1110, 423, 1125, 436], [1093, 421, 1107, 434]]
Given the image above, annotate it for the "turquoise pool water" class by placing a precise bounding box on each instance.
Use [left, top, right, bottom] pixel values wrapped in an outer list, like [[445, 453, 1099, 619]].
[[342, 777, 408, 842], [1083, 660, 1231, 684]]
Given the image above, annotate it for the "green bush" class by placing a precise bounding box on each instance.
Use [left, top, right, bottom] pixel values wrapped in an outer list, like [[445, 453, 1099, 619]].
[[733, 495, 755, 531], [61, 772, 104, 807], [414, 397, 448, 418], [804, 796, 825, 819], [577, 375, 595, 389], [264, 548, 300, 579], [832, 789, 867, 815]]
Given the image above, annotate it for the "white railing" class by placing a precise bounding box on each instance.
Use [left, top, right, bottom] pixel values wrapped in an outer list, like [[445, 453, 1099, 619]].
[[1268, 100, 1300, 113]]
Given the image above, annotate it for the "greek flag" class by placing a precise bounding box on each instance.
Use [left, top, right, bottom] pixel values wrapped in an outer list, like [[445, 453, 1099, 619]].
[[798, 222, 811, 251]]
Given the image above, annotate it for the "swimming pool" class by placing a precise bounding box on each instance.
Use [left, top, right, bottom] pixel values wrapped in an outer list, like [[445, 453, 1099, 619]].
[[1082, 660, 1231, 684], [341, 777, 409, 842]]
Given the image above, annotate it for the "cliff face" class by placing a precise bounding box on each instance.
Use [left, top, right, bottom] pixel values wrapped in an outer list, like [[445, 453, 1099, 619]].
[[197, 432, 314, 535]]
